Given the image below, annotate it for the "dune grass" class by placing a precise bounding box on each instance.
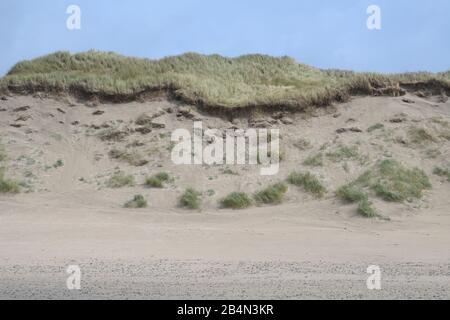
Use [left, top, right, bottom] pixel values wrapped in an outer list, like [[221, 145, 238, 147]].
[[303, 153, 324, 167], [343, 159, 431, 203], [145, 172, 171, 188], [433, 167, 450, 182], [124, 194, 148, 208], [107, 172, 135, 188], [220, 192, 253, 209], [336, 185, 368, 203], [179, 188, 201, 210], [357, 198, 378, 218], [326, 145, 359, 163], [253, 182, 288, 204], [1, 50, 449, 111], [0, 169, 20, 194], [287, 171, 326, 198], [109, 148, 148, 167]]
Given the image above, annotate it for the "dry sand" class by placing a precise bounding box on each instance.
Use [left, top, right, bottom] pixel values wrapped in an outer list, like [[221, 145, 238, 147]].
[[0, 93, 449, 299]]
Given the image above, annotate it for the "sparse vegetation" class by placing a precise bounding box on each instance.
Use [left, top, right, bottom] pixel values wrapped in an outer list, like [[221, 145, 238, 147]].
[[145, 172, 171, 188], [124, 194, 147, 208], [3, 51, 449, 112], [293, 138, 312, 150], [0, 145, 6, 162], [347, 159, 431, 202], [179, 188, 201, 210], [107, 172, 135, 188], [336, 185, 368, 203], [287, 171, 326, 198], [326, 145, 359, 162], [408, 127, 436, 145], [367, 123, 384, 133], [0, 169, 20, 193], [220, 192, 252, 209], [357, 198, 378, 218], [254, 182, 288, 204], [109, 148, 148, 166], [303, 153, 324, 167], [53, 159, 64, 168], [433, 167, 450, 182]]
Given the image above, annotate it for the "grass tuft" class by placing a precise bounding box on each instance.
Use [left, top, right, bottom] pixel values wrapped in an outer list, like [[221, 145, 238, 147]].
[[433, 167, 450, 182], [124, 194, 148, 208], [346, 159, 431, 202], [336, 185, 368, 203], [287, 171, 326, 198], [107, 172, 135, 188], [179, 188, 201, 209], [220, 192, 252, 209], [145, 172, 171, 188], [367, 123, 384, 133], [0, 169, 20, 193], [357, 198, 378, 218], [326, 145, 359, 162], [254, 182, 288, 204], [303, 153, 324, 167]]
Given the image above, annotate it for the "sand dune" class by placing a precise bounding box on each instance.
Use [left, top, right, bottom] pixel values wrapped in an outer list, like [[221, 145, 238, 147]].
[[0, 92, 449, 299]]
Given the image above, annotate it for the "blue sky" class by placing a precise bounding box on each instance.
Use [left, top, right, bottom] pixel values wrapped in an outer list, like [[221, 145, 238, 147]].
[[1, 0, 449, 75]]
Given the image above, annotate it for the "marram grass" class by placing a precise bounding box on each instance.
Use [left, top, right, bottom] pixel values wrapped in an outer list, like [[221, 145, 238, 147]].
[[1, 50, 449, 112]]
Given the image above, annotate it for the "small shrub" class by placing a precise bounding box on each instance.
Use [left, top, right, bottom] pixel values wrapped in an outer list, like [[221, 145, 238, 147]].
[[254, 182, 288, 204], [220, 192, 252, 209], [107, 172, 135, 188], [179, 188, 201, 209], [287, 171, 326, 198], [303, 153, 323, 167], [367, 123, 384, 133], [124, 194, 147, 208]]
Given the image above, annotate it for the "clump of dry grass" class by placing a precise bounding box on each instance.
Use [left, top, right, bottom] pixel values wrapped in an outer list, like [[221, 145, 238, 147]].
[[2, 51, 448, 112]]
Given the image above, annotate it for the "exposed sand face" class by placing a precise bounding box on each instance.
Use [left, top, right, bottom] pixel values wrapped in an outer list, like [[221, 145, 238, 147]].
[[0, 94, 449, 299]]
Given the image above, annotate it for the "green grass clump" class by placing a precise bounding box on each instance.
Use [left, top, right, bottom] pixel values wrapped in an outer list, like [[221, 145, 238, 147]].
[[124, 194, 148, 208], [351, 159, 431, 202], [433, 167, 450, 182], [0, 169, 20, 193], [179, 188, 201, 209], [145, 172, 171, 188], [326, 145, 359, 162], [220, 192, 253, 209], [357, 198, 378, 218], [287, 171, 326, 198], [303, 153, 324, 167], [2, 50, 449, 112], [367, 123, 384, 133], [107, 172, 135, 188], [254, 182, 288, 204], [336, 185, 368, 203]]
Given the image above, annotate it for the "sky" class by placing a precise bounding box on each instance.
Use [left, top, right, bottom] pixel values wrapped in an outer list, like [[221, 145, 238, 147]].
[[0, 0, 449, 75]]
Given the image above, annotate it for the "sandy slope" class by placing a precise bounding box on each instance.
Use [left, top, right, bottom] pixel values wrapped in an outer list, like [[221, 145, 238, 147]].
[[0, 93, 449, 299]]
